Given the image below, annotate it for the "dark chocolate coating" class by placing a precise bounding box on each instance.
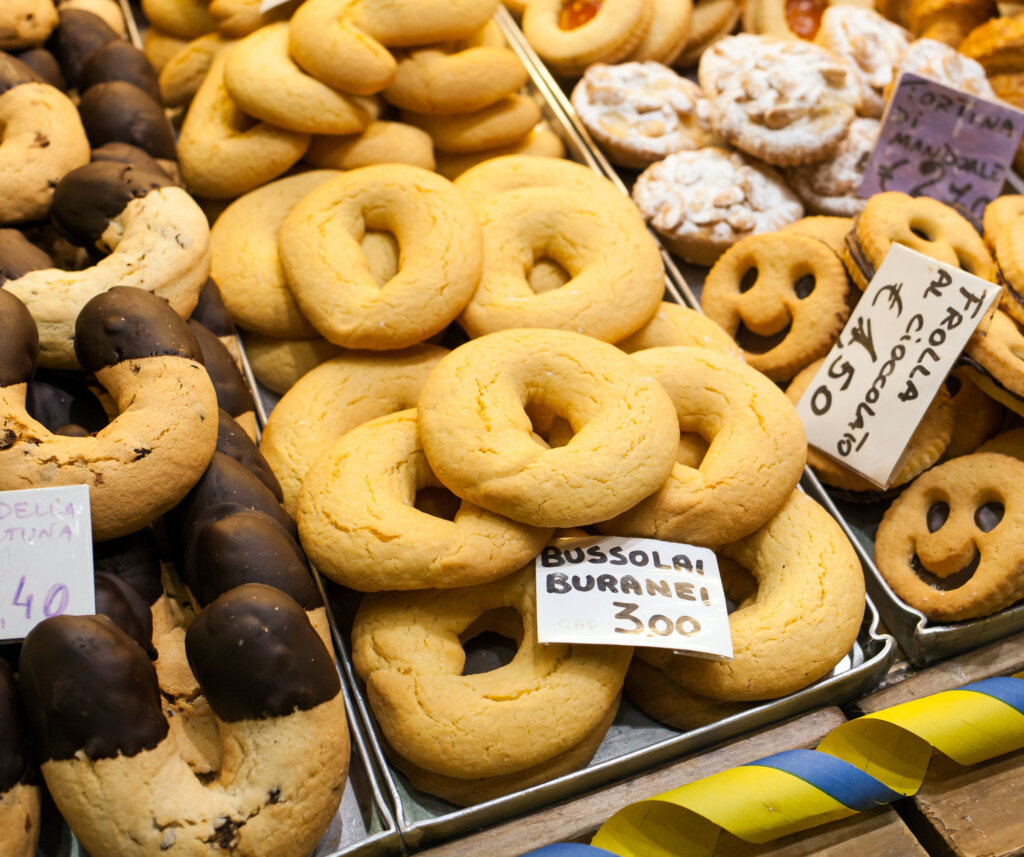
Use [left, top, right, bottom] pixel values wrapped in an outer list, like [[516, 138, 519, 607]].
[[0, 289, 39, 386], [14, 47, 64, 90], [46, 9, 119, 90], [51, 159, 172, 250], [94, 571, 157, 659], [78, 81, 177, 162], [91, 142, 170, 179], [74, 286, 202, 372], [0, 51, 44, 95], [190, 510, 319, 609], [81, 42, 161, 103], [25, 369, 109, 434], [93, 528, 164, 605], [186, 584, 339, 722], [217, 410, 282, 500], [0, 228, 54, 285], [192, 279, 236, 337], [189, 321, 254, 418], [0, 660, 35, 791], [18, 614, 168, 762]]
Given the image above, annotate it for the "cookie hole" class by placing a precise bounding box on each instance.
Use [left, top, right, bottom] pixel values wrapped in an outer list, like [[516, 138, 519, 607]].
[[460, 607, 523, 675], [735, 320, 792, 355], [524, 401, 572, 447], [676, 432, 710, 469], [975, 501, 1004, 532], [414, 486, 461, 521], [911, 551, 980, 591], [528, 256, 571, 295], [361, 229, 399, 288], [910, 224, 933, 242], [927, 501, 950, 533], [738, 267, 758, 293], [793, 274, 816, 300], [944, 373, 962, 397]]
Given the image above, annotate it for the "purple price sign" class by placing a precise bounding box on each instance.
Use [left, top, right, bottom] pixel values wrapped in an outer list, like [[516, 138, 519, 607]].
[[859, 71, 1024, 222]]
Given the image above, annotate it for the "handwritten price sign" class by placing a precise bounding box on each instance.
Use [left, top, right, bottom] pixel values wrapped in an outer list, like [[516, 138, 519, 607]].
[[860, 71, 1024, 222], [535, 536, 732, 659], [797, 245, 1000, 488], [0, 485, 94, 641]]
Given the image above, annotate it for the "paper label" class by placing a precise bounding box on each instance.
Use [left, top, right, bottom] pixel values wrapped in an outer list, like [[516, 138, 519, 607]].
[[535, 536, 732, 659], [860, 71, 1024, 223], [0, 485, 94, 641], [259, 0, 292, 12], [796, 244, 1000, 488]]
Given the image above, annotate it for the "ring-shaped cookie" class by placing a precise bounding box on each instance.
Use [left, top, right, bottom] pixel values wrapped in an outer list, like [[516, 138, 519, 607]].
[[522, 0, 654, 76], [243, 333, 341, 394], [210, 170, 340, 339], [637, 489, 865, 701], [260, 345, 448, 515], [984, 194, 1024, 251], [875, 453, 1024, 621], [458, 185, 664, 342], [616, 302, 743, 359], [627, 0, 692, 63], [4, 161, 210, 369], [598, 347, 806, 545], [0, 56, 89, 224], [401, 94, 542, 154], [278, 165, 483, 350], [298, 410, 553, 590], [351, 565, 630, 782], [305, 121, 435, 172], [141, 0, 217, 39], [434, 127, 566, 180], [417, 329, 679, 528], [223, 23, 376, 135], [0, 288, 218, 541], [701, 232, 852, 381], [846, 191, 996, 290], [177, 50, 310, 200]]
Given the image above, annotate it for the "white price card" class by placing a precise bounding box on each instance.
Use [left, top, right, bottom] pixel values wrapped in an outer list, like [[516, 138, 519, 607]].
[[535, 536, 732, 659], [797, 244, 1001, 488], [0, 485, 94, 641]]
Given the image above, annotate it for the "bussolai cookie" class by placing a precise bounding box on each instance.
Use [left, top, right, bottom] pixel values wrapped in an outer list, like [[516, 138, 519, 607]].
[[698, 34, 862, 166]]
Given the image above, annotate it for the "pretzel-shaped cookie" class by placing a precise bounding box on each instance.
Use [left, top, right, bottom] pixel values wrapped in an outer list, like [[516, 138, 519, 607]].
[[0, 288, 218, 541]]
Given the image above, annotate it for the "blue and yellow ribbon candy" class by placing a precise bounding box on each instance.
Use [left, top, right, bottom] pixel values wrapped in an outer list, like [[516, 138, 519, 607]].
[[522, 672, 1024, 857]]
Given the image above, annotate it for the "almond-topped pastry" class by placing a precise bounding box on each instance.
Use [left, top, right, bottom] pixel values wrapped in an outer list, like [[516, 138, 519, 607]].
[[571, 61, 717, 168], [892, 37, 996, 98], [785, 117, 878, 216], [698, 33, 862, 166]]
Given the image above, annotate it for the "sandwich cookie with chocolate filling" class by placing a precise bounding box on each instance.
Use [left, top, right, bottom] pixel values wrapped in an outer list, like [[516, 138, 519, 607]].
[[0, 288, 219, 540], [962, 308, 1024, 418]]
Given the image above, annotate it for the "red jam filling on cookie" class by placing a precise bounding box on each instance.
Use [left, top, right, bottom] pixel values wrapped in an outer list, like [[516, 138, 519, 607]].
[[786, 0, 827, 38], [559, 0, 603, 30]]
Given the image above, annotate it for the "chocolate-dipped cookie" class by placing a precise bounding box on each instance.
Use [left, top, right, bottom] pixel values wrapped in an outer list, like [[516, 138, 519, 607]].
[[78, 81, 176, 162], [80, 40, 161, 103], [46, 7, 118, 89], [0, 659, 39, 857], [188, 320, 256, 439]]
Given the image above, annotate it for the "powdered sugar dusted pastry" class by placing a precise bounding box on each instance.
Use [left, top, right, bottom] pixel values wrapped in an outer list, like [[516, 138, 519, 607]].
[[814, 6, 912, 118], [893, 38, 996, 98], [785, 117, 878, 217], [699, 34, 862, 166], [570, 62, 716, 168], [632, 147, 803, 265]]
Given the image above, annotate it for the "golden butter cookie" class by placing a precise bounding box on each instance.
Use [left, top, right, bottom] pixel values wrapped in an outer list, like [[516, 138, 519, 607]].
[[963, 308, 1024, 417], [243, 333, 342, 394], [627, 0, 692, 63], [141, 0, 218, 39], [0, 0, 58, 49], [351, 565, 630, 781], [701, 232, 851, 381], [458, 184, 664, 343], [979, 427, 1024, 458], [814, 6, 912, 118], [632, 147, 803, 266], [177, 50, 310, 199], [638, 489, 864, 701], [401, 94, 542, 153], [786, 357, 955, 494], [60, 0, 126, 35], [279, 165, 482, 349], [209, 170, 340, 339], [143, 27, 190, 72], [208, 0, 299, 36], [844, 191, 996, 291], [158, 32, 232, 109], [571, 61, 717, 169], [943, 367, 1004, 459], [260, 345, 448, 514], [522, 0, 654, 75], [983, 194, 1024, 252], [992, 214, 1024, 326], [0, 660, 40, 857], [297, 410, 553, 591], [699, 34, 861, 167], [417, 329, 680, 528], [960, 14, 1024, 74], [624, 658, 748, 731], [785, 117, 878, 218], [891, 0, 999, 46], [383, 43, 528, 115], [780, 215, 856, 257], [875, 453, 1024, 621], [617, 302, 743, 359], [673, 0, 741, 68], [305, 121, 436, 172], [598, 346, 807, 546], [743, 0, 874, 40], [433, 125, 565, 179]]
